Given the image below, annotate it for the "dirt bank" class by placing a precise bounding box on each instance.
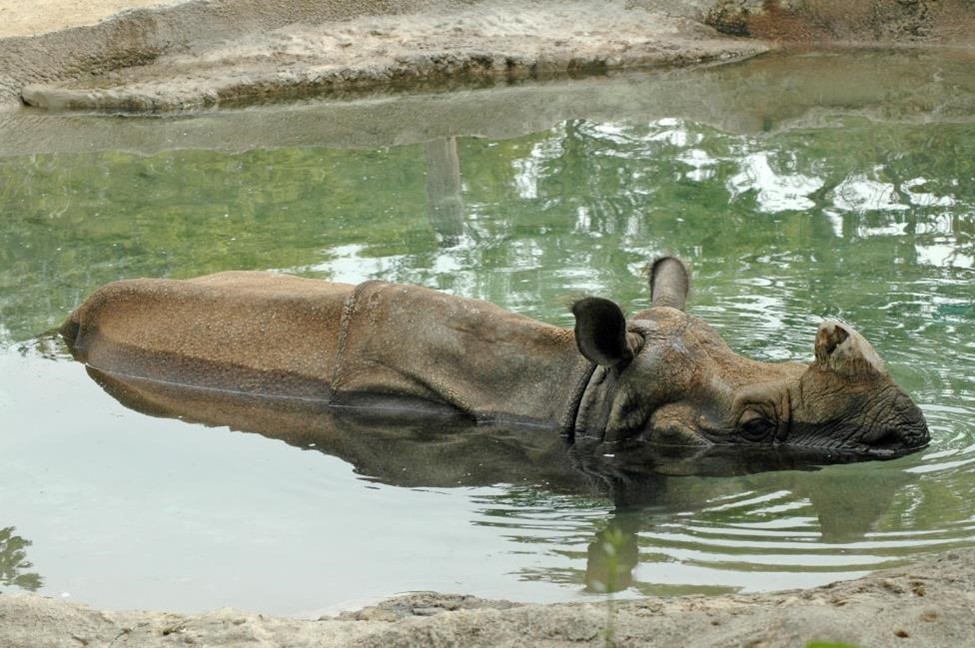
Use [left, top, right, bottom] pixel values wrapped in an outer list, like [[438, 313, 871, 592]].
[[4, 48, 974, 159], [3, 1, 975, 112], [3, 549, 975, 647], [1, 0, 766, 112]]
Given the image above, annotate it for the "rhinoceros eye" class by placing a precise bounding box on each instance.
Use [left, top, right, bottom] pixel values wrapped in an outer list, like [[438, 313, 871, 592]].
[[739, 411, 775, 441]]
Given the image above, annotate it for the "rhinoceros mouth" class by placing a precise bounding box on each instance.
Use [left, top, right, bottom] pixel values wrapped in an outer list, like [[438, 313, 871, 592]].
[[577, 440, 917, 479], [771, 431, 930, 461], [623, 423, 930, 462], [853, 434, 931, 459], [793, 419, 931, 458]]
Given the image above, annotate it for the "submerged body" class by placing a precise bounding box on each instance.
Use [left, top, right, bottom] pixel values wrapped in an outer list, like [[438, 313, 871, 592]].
[[61, 258, 930, 457]]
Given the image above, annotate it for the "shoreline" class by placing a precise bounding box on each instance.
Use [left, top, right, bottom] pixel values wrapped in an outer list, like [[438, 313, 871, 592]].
[[4, 550, 975, 647]]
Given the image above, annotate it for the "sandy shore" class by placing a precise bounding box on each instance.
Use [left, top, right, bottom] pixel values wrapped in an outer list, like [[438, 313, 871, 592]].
[[3, 550, 975, 647]]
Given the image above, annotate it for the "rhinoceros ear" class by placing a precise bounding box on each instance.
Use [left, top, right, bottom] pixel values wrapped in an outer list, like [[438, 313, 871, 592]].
[[572, 297, 641, 367], [814, 320, 887, 378]]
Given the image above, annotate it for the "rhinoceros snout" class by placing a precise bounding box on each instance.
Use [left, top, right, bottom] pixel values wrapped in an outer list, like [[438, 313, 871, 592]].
[[862, 424, 926, 452], [861, 396, 929, 455]]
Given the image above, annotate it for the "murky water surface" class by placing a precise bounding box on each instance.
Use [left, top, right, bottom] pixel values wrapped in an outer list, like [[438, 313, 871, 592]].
[[1, 51, 974, 615]]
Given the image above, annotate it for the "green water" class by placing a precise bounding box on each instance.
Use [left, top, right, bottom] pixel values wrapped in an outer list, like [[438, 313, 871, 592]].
[[1, 51, 974, 614]]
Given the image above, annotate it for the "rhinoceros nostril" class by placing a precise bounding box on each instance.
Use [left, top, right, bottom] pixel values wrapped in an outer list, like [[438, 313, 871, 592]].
[[862, 425, 902, 449]]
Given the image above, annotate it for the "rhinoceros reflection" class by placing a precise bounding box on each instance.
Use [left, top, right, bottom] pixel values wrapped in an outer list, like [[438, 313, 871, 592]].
[[578, 465, 912, 594], [425, 137, 466, 248], [86, 365, 910, 587], [86, 365, 886, 491]]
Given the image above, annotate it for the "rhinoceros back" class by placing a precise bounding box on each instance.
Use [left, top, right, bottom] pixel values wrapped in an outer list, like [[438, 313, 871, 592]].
[[61, 272, 354, 400], [62, 272, 592, 429]]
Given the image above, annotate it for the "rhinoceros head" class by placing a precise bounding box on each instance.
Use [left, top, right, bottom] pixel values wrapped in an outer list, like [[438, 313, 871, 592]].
[[570, 259, 929, 458], [787, 320, 930, 454]]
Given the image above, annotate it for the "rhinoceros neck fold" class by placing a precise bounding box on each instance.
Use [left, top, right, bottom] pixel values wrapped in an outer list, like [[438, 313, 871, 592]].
[[330, 280, 594, 429]]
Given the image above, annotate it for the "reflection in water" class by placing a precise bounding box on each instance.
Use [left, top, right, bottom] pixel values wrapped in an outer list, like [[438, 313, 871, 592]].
[[425, 138, 466, 247], [4, 114, 975, 339], [728, 152, 823, 213], [585, 517, 639, 594], [86, 364, 927, 596], [0, 527, 42, 592], [82, 367, 809, 493], [484, 459, 933, 596]]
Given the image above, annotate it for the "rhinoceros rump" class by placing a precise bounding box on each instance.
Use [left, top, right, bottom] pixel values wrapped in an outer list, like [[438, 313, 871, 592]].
[[60, 257, 929, 458]]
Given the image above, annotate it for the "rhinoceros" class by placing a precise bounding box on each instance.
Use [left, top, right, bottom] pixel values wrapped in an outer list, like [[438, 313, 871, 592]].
[[60, 257, 929, 458]]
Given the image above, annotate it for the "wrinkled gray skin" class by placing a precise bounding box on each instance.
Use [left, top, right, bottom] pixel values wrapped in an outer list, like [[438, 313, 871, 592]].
[[572, 257, 929, 456], [60, 257, 929, 458]]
